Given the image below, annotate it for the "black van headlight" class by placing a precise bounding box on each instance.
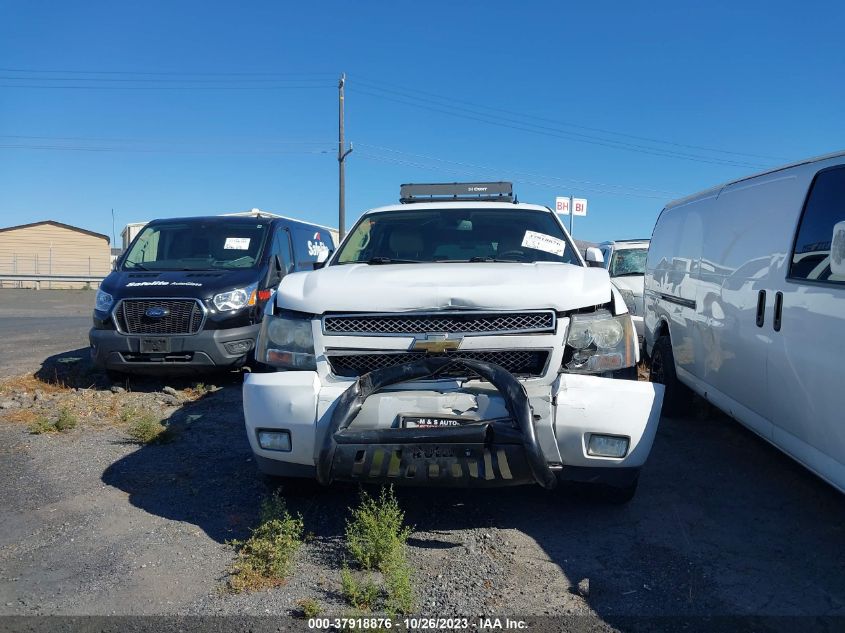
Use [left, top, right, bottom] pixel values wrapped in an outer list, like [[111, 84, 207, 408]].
[[95, 289, 113, 312], [256, 311, 316, 370], [213, 283, 258, 311], [563, 309, 637, 374]]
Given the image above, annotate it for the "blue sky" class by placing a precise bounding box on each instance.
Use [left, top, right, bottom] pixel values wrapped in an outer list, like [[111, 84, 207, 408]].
[[1, 0, 843, 245]]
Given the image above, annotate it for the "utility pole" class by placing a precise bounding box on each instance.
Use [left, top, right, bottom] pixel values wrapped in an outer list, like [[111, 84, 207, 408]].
[[338, 73, 353, 241]]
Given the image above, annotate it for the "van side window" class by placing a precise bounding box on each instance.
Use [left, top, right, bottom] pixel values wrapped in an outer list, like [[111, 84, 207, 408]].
[[274, 228, 294, 274], [789, 166, 845, 284], [291, 226, 332, 269]]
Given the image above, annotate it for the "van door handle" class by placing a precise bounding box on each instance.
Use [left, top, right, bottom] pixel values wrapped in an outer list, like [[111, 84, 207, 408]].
[[755, 289, 766, 327], [773, 291, 783, 332]]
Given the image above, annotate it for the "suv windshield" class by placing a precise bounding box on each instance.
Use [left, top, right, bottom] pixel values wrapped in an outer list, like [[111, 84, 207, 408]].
[[335, 208, 579, 265], [122, 221, 269, 271], [609, 248, 648, 276]]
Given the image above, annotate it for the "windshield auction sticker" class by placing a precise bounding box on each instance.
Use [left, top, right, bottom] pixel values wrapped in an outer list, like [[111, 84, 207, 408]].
[[224, 237, 250, 250], [521, 231, 566, 256]]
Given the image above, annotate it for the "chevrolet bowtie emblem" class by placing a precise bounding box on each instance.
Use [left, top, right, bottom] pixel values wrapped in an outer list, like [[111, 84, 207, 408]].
[[411, 333, 462, 353]]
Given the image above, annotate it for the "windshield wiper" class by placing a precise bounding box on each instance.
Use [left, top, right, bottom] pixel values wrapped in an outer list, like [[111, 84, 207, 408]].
[[124, 262, 149, 271], [366, 257, 419, 265]]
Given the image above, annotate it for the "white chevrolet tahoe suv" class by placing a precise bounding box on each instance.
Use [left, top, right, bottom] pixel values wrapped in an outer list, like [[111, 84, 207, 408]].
[[243, 182, 664, 502]]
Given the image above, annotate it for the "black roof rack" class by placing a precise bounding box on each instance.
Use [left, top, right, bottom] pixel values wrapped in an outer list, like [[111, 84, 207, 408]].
[[399, 181, 513, 204]]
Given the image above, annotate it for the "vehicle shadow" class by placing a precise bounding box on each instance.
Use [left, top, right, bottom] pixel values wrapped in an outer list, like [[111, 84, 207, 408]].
[[101, 384, 845, 623], [33, 346, 246, 393]]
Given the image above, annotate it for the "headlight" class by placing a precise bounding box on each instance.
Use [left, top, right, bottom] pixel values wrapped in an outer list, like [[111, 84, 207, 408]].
[[618, 289, 637, 315], [255, 310, 316, 370], [563, 309, 637, 374], [213, 283, 257, 311], [95, 289, 113, 312]]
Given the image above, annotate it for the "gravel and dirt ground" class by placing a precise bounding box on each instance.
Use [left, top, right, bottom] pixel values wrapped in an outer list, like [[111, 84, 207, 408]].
[[0, 290, 844, 631]]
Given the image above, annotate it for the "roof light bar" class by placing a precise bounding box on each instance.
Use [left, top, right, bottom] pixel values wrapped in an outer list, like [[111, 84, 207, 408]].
[[399, 181, 514, 204]]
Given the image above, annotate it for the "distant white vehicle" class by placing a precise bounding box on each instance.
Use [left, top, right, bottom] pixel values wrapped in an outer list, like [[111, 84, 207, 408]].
[[597, 239, 650, 342], [644, 151, 845, 493]]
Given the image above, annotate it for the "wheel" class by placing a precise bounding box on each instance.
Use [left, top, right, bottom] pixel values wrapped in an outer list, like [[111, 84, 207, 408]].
[[649, 335, 691, 416]]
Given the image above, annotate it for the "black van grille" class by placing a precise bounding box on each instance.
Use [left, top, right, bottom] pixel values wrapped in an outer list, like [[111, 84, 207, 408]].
[[323, 311, 555, 336], [115, 299, 204, 335], [327, 350, 549, 378]]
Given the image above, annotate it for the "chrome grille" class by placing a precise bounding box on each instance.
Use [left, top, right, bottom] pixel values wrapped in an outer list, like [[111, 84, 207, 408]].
[[323, 311, 555, 336], [327, 350, 549, 378], [114, 299, 204, 335]]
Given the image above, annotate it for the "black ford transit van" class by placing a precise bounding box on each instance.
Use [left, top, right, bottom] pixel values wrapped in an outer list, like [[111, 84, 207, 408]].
[[90, 214, 334, 375]]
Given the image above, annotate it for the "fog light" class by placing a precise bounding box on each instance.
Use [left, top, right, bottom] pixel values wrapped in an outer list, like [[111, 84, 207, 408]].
[[257, 430, 291, 452], [587, 434, 629, 458], [224, 339, 254, 355]]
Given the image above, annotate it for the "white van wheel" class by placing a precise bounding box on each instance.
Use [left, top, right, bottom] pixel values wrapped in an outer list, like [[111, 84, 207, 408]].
[[649, 335, 691, 416]]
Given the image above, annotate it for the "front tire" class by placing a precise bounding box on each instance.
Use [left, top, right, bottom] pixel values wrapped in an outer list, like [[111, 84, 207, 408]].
[[649, 334, 691, 416]]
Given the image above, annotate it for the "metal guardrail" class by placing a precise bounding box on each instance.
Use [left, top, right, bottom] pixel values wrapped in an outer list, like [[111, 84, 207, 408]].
[[0, 274, 105, 288]]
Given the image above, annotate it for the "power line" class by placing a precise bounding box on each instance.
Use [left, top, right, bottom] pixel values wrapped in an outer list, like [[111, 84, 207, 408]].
[[0, 83, 334, 90], [355, 143, 680, 196], [353, 75, 786, 162], [0, 142, 335, 155], [0, 67, 335, 77], [0, 134, 335, 145], [350, 86, 766, 169], [355, 151, 672, 200]]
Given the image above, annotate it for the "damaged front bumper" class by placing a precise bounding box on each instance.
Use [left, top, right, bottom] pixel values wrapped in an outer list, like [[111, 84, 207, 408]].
[[243, 359, 664, 489]]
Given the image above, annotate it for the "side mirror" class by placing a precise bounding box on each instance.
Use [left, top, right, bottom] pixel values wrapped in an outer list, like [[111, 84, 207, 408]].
[[831, 221, 845, 276], [585, 247, 605, 268]]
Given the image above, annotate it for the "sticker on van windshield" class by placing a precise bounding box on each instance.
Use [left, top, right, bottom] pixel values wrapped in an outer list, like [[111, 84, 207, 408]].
[[521, 231, 566, 256], [224, 237, 250, 250]]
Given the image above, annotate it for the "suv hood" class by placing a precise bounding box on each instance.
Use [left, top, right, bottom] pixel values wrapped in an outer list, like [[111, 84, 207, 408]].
[[277, 262, 611, 313]]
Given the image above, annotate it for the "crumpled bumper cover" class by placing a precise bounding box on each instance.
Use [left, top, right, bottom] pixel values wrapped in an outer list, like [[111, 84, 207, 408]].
[[316, 357, 558, 489]]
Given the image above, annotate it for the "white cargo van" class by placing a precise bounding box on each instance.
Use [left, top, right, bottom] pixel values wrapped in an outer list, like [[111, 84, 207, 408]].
[[644, 151, 845, 493]]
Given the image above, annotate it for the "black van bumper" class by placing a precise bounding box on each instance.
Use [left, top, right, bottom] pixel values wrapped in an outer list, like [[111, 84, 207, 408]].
[[89, 324, 259, 373]]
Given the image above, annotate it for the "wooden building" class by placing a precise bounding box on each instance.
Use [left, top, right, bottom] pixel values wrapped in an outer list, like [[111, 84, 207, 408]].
[[0, 221, 111, 289]]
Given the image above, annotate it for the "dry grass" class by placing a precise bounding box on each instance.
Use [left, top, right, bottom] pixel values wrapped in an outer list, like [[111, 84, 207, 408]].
[[1, 408, 40, 425], [184, 382, 213, 400], [0, 374, 67, 397]]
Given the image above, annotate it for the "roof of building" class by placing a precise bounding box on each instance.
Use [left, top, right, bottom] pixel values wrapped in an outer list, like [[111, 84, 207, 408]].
[[0, 220, 110, 243]]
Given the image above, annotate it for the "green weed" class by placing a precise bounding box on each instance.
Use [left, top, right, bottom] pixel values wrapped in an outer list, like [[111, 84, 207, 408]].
[[227, 493, 304, 593], [346, 486, 412, 571]]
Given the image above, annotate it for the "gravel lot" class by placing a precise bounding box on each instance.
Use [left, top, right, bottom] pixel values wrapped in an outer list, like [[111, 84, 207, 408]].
[[0, 291, 844, 629]]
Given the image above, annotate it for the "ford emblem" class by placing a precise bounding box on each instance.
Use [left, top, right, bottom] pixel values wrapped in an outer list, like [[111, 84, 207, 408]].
[[145, 307, 169, 319]]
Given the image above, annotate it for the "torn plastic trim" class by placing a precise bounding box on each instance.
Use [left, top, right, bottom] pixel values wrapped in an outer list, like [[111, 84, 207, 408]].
[[316, 357, 557, 489]]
